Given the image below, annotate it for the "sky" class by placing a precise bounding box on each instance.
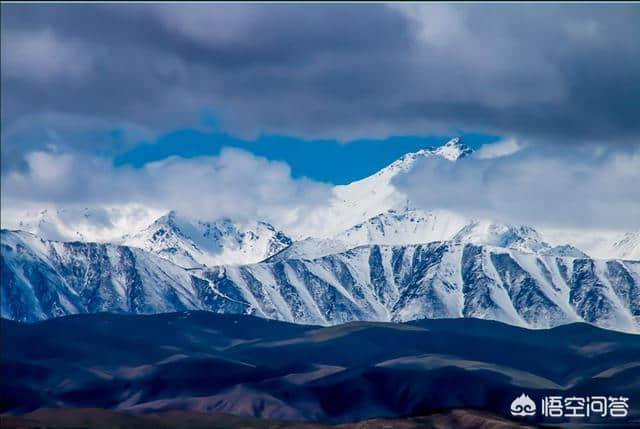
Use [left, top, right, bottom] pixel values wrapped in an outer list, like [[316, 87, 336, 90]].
[[113, 131, 499, 184], [1, 3, 639, 236]]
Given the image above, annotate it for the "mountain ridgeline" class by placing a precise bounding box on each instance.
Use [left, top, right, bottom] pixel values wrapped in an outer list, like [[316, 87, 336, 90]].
[[1, 138, 639, 332], [3, 229, 639, 332]]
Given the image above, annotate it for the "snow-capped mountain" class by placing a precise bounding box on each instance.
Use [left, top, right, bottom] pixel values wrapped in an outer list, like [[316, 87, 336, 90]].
[[611, 230, 640, 260], [3, 138, 634, 263], [283, 136, 593, 259], [451, 220, 589, 258], [542, 228, 640, 260], [291, 137, 473, 239], [270, 210, 588, 262], [0, 138, 474, 267], [121, 211, 292, 268], [270, 209, 467, 261], [7, 207, 156, 243], [1, 229, 211, 322], [432, 136, 474, 160], [339, 209, 466, 246], [3, 229, 638, 333], [2, 137, 638, 333]]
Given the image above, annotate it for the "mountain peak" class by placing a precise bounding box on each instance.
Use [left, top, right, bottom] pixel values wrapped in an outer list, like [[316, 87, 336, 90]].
[[433, 137, 473, 161], [151, 210, 183, 235], [157, 209, 178, 224], [123, 210, 292, 267], [452, 220, 546, 252], [375, 137, 472, 179]]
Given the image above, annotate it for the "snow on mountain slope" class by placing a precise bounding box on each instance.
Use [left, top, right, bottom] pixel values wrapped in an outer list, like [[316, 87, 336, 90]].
[[288, 137, 633, 259], [201, 243, 640, 332], [540, 228, 640, 260], [290, 137, 473, 239], [338, 209, 466, 245], [270, 209, 467, 261], [1, 229, 248, 322], [452, 220, 589, 258], [611, 230, 640, 260], [280, 136, 592, 259], [2, 138, 472, 248], [432, 136, 474, 160], [5, 207, 157, 243], [270, 210, 588, 262], [121, 211, 292, 268], [4, 138, 633, 263], [3, 229, 638, 332]]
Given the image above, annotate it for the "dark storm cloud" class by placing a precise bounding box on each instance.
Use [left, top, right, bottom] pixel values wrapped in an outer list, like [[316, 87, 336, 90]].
[[2, 2, 639, 169], [1, 4, 410, 128]]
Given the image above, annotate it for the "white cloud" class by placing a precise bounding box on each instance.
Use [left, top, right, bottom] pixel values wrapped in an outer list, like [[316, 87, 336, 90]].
[[1, 205, 159, 242], [1, 148, 332, 236], [475, 138, 522, 159], [393, 144, 640, 231]]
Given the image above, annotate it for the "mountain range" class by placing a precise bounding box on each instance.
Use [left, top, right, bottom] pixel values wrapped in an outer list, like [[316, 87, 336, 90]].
[[119, 210, 292, 267], [2, 138, 639, 332]]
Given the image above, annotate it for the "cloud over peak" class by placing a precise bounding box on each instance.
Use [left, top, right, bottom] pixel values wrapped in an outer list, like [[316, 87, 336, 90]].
[[1, 148, 332, 234], [394, 142, 640, 231]]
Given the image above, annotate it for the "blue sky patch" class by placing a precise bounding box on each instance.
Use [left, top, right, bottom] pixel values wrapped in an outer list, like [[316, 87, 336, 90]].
[[114, 130, 500, 184]]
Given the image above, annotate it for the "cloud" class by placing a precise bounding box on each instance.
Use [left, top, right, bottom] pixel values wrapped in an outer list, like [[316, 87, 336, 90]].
[[2, 2, 639, 167], [393, 143, 640, 231], [149, 4, 260, 46], [1, 4, 638, 238], [0, 148, 332, 234], [1, 112, 154, 173], [475, 138, 522, 159], [1, 206, 152, 243], [1, 29, 94, 82]]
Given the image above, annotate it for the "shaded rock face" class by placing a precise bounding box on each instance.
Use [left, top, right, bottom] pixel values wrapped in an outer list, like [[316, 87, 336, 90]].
[[2, 229, 639, 332]]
